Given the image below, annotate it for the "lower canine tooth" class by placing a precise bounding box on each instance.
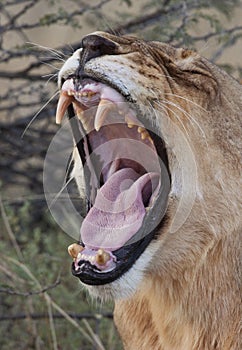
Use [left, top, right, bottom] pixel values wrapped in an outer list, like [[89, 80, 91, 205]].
[[68, 243, 84, 260], [95, 249, 110, 266]]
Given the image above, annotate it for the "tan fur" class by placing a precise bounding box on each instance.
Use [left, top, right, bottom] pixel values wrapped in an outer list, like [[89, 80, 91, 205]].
[[60, 32, 242, 349], [103, 33, 242, 350]]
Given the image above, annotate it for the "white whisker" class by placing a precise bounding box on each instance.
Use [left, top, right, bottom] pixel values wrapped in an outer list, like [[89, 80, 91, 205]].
[[40, 60, 60, 71], [40, 55, 65, 63], [42, 73, 57, 78], [21, 90, 59, 138], [43, 73, 58, 86], [161, 99, 208, 145], [164, 92, 207, 112], [48, 175, 74, 210], [156, 100, 191, 140], [67, 44, 75, 54], [27, 42, 65, 60], [151, 87, 208, 147]]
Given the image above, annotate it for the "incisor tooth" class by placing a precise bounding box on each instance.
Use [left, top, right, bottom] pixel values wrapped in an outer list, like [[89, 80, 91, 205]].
[[68, 243, 84, 260], [95, 99, 116, 131], [95, 249, 110, 266], [56, 91, 74, 124], [88, 91, 96, 98]]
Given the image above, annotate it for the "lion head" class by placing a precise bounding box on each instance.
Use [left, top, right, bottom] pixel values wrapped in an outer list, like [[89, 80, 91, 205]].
[[54, 31, 241, 349]]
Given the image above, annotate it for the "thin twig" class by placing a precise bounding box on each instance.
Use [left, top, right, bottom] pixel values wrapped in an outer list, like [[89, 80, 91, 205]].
[[0, 312, 113, 321], [0, 194, 23, 260], [3, 255, 106, 349], [0, 278, 61, 296]]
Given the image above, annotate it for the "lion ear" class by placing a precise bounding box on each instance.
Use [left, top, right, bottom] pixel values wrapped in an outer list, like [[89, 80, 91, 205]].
[[180, 48, 195, 59], [149, 41, 217, 95]]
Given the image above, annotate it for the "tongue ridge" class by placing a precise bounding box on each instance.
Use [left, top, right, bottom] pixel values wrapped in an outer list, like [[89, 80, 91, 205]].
[[81, 168, 160, 251]]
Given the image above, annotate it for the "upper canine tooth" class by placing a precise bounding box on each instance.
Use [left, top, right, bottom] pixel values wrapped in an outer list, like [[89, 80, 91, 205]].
[[95, 99, 116, 132], [68, 243, 84, 260], [56, 90, 74, 124], [95, 248, 110, 266]]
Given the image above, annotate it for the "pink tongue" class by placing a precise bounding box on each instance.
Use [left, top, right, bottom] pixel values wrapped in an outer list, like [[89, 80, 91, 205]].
[[81, 168, 159, 251]]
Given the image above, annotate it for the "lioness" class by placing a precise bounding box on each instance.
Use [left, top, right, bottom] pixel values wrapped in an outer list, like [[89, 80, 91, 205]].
[[55, 32, 241, 349]]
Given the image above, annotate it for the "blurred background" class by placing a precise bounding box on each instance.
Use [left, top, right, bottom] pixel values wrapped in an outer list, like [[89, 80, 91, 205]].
[[0, 1, 241, 349]]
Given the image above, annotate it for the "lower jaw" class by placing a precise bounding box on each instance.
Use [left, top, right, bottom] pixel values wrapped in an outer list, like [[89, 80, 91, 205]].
[[72, 211, 168, 286]]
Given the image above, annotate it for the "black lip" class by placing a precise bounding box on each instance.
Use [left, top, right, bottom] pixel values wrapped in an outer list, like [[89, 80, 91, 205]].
[[67, 74, 170, 286], [72, 228, 158, 285]]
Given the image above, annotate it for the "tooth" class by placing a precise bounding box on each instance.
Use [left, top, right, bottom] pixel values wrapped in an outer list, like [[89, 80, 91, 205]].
[[141, 132, 147, 140], [88, 91, 96, 98], [95, 99, 116, 132], [125, 111, 141, 128], [127, 123, 134, 128], [138, 126, 145, 134], [141, 130, 150, 140], [125, 115, 134, 126], [56, 90, 73, 124], [148, 136, 154, 144], [95, 249, 110, 266], [68, 243, 84, 260]]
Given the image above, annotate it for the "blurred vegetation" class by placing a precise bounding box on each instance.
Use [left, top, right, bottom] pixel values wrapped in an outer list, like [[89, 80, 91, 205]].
[[0, 198, 122, 349], [0, 0, 242, 349]]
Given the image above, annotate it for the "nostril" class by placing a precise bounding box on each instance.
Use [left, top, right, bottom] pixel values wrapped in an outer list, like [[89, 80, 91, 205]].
[[81, 34, 117, 63]]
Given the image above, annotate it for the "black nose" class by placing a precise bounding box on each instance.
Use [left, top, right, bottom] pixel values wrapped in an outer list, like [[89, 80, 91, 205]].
[[77, 34, 118, 77]]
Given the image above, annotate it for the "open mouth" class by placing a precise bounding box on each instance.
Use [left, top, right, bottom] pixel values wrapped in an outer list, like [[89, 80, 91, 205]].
[[56, 75, 170, 285]]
